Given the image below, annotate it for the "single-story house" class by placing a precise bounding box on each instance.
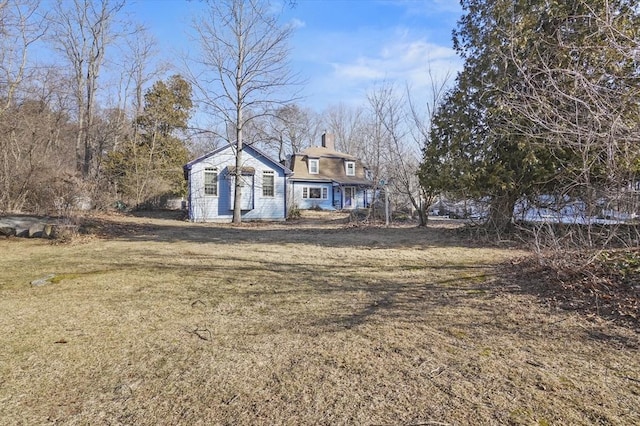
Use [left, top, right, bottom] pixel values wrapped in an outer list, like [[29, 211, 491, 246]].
[[183, 143, 292, 222]]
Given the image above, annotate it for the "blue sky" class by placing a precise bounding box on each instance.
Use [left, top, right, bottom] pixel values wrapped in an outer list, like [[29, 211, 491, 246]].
[[127, 0, 463, 112]]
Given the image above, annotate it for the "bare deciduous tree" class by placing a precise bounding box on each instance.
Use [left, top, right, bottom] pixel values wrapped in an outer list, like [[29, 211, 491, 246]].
[[249, 104, 320, 162], [49, 0, 125, 178], [106, 26, 168, 154], [368, 84, 422, 224], [189, 0, 299, 223], [121, 27, 169, 119], [324, 103, 366, 155], [0, 0, 50, 212], [368, 74, 451, 226], [0, 0, 43, 112]]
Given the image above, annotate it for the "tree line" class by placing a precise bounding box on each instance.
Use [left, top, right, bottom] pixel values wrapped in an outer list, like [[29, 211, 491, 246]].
[[3, 0, 637, 245], [0, 0, 178, 214], [0, 0, 435, 221]]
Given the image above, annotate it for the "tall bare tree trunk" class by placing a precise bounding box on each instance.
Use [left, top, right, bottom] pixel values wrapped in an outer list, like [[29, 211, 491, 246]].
[[233, 106, 243, 223], [190, 0, 299, 224]]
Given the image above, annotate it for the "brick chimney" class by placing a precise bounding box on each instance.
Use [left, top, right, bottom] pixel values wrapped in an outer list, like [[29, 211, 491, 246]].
[[321, 132, 335, 150]]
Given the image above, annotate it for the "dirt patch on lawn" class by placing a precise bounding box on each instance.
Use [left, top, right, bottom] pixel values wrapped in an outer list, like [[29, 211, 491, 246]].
[[506, 252, 640, 332]]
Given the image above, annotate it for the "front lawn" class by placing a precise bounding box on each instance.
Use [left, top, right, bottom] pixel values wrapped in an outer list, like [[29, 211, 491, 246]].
[[0, 213, 638, 425]]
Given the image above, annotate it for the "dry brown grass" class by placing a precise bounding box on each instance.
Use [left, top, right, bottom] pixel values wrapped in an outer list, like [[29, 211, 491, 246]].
[[0, 212, 638, 425]]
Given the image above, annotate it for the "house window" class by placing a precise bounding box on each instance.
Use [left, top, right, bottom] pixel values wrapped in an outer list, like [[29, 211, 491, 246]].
[[345, 161, 355, 176], [302, 187, 328, 199], [308, 158, 319, 174], [204, 167, 218, 196], [262, 171, 274, 197]]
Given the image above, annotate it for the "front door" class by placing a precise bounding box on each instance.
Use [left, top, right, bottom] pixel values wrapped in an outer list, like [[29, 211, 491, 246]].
[[231, 174, 254, 210], [344, 186, 355, 209]]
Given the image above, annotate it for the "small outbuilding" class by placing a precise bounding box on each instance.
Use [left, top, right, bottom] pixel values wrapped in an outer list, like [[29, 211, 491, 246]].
[[184, 143, 292, 222]]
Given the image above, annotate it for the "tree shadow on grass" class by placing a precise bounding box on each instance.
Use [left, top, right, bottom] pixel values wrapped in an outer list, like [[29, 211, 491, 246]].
[[80, 213, 489, 250], [84, 244, 506, 335]]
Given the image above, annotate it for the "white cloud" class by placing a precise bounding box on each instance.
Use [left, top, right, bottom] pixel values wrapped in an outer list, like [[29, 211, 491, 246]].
[[302, 33, 461, 112], [286, 2, 463, 111], [333, 61, 386, 80], [329, 35, 460, 87], [289, 18, 306, 29]]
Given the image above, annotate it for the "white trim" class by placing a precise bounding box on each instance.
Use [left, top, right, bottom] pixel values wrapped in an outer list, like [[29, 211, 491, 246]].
[[308, 158, 319, 174], [204, 167, 218, 196], [345, 161, 355, 176], [302, 186, 328, 199], [262, 170, 275, 197]]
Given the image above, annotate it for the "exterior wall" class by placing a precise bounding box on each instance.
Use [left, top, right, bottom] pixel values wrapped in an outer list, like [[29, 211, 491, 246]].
[[336, 186, 369, 209], [187, 146, 287, 222], [290, 182, 371, 210], [290, 181, 335, 210]]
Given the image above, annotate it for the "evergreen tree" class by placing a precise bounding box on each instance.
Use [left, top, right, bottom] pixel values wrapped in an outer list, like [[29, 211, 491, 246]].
[[106, 75, 193, 207], [421, 0, 640, 233]]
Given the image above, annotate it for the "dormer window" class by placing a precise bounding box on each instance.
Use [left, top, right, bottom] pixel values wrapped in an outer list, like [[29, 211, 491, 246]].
[[345, 161, 355, 176], [309, 158, 319, 174]]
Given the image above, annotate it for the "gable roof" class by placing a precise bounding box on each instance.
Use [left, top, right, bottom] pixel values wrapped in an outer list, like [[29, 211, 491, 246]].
[[183, 143, 293, 178]]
